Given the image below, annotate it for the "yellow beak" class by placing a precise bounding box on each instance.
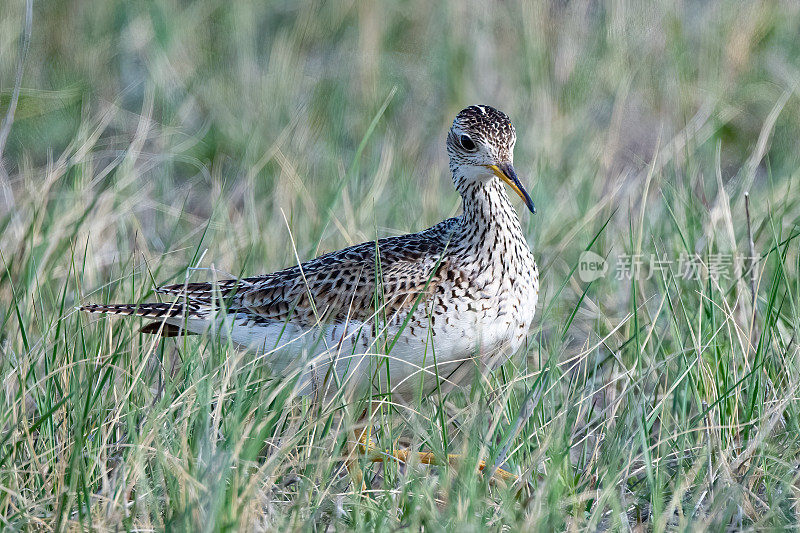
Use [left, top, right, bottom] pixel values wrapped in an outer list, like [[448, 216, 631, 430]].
[[486, 163, 536, 214]]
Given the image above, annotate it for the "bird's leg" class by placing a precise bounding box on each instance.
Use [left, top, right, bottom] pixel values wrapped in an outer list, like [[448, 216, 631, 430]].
[[364, 447, 517, 486], [345, 429, 364, 491], [345, 421, 378, 491], [346, 405, 517, 488]]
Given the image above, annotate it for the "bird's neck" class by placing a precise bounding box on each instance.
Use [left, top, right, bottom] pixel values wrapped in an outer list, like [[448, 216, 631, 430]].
[[454, 170, 526, 254]]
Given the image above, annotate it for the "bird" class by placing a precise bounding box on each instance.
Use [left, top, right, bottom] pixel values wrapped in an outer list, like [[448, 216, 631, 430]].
[[81, 105, 538, 403]]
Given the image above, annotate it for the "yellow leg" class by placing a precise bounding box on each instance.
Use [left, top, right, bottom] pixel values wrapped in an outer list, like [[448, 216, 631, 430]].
[[346, 421, 517, 489], [365, 447, 517, 485], [345, 426, 377, 491]]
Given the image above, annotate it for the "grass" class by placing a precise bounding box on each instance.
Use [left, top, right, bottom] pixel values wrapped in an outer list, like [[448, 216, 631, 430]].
[[2, 0, 800, 529]]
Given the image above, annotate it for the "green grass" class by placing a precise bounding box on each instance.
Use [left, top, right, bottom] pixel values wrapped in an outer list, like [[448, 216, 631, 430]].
[[2, 0, 800, 529]]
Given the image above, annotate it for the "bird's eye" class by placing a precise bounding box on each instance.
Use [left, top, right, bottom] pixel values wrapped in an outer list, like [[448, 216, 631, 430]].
[[459, 134, 477, 152]]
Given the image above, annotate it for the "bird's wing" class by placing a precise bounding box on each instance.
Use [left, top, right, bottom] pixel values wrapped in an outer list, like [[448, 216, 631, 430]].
[[156, 219, 459, 326]]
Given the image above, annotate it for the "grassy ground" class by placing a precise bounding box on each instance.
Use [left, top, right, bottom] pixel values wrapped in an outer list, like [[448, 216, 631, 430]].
[[2, 0, 800, 530]]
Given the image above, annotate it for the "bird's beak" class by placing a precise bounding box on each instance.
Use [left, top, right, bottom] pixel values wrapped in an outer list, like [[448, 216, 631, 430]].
[[486, 163, 536, 214]]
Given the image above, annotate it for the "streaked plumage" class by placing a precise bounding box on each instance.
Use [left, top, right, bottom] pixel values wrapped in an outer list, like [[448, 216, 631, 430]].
[[82, 105, 539, 400]]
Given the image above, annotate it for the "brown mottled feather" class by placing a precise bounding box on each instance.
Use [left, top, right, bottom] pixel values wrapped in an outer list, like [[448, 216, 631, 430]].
[[140, 321, 189, 337], [152, 218, 459, 327]]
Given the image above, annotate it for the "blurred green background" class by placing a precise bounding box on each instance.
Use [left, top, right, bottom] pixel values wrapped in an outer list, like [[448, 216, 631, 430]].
[[3, 0, 800, 529], [4, 0, 799, 313], [4, 1, 800, 283]]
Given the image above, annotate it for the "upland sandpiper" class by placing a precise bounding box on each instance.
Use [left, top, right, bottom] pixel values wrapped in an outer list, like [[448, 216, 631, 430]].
[[82, 104, 538, 482]]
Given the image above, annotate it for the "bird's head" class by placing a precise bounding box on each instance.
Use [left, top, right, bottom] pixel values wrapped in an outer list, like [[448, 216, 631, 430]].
[[446, 105, 535, 214]]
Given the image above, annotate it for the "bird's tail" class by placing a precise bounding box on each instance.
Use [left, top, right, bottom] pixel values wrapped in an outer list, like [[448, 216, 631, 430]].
[[80, 302, 203, 337]]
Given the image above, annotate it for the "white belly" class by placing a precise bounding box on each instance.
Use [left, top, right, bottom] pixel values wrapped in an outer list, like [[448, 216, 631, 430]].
[[176, 302, 531, 401], [172, 272, 537, 400]]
